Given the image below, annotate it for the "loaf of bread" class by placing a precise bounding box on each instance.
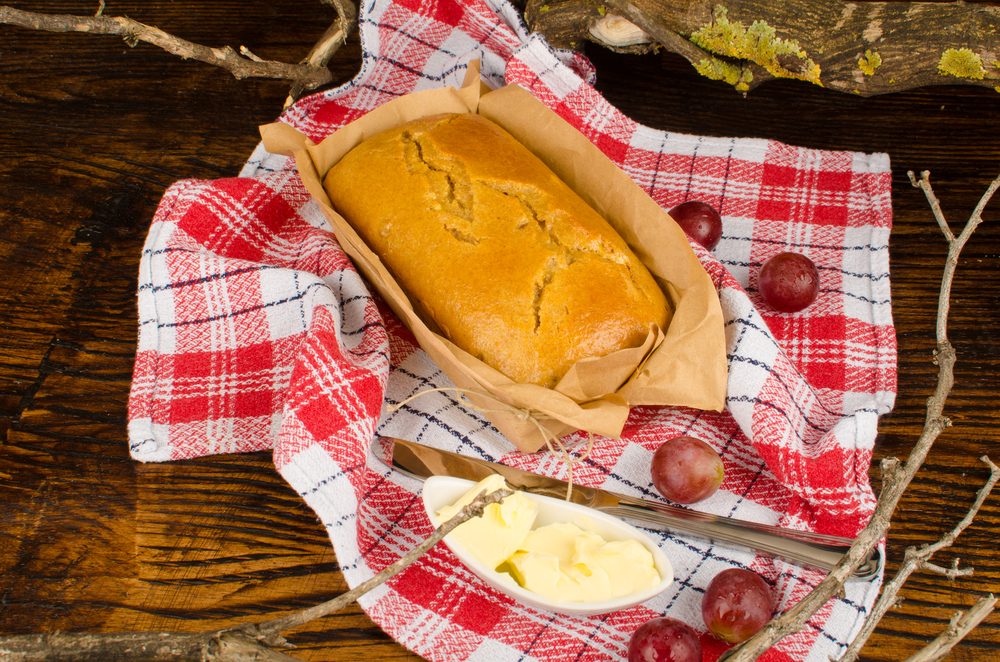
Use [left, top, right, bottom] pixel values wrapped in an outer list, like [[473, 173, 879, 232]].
[[323, 113, 671, 388]]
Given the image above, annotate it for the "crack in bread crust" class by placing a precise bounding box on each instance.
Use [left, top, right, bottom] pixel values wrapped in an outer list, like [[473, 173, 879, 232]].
[[482, 179, 652, 312], [402, 131, 474, 219], [402, 130, 479, 244], [531, 256, 560, 333]]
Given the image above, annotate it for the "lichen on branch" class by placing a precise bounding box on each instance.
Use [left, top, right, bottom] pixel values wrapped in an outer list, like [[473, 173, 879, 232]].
[[693, 56, 753, 92], [938, 47, 987, 80], [689, 6, 821, 86], [858, 49, 882, 77]]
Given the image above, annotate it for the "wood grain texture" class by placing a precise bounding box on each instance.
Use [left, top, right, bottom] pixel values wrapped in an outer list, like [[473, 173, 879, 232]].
[[0, 1, 998, 660]]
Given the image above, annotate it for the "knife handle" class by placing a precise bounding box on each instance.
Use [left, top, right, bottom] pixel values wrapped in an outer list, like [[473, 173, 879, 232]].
[[605, 502, 882, 579]]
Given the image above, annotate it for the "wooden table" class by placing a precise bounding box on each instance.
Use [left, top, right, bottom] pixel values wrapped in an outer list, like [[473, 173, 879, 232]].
[[1, 2, 998, 660]]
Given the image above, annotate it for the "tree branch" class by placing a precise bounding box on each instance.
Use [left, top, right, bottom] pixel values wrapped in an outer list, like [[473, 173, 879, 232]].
[[904, 594, 998, 662], [718, 172, 1000, 661], [0, 4, 340, 94], [525, 0, 1000, 97], [0, 488, 513, 661], [840, 456, 1000, 661]]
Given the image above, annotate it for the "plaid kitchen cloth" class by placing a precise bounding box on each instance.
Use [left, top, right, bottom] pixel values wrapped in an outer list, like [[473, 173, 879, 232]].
[[127, 0, 896, 659]]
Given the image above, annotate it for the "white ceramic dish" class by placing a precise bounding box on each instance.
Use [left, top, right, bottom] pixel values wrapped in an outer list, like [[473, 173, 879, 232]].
[[422, 475, 674, 616]]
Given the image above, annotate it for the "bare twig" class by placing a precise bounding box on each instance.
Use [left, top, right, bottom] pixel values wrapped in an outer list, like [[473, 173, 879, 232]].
[[0, 487, 513, 661], [252, 486, 513, 639], [840, 456, 1000, 661], [284, 0, 357, 107], [0, 4, 334, 91], [910, 170, 997, 345], [909, 171, 955, 242], [921, 559, 973, 580], [904, 594, 998, 662], [719, 173, 1000, 661], [240, 45, 267, 63]]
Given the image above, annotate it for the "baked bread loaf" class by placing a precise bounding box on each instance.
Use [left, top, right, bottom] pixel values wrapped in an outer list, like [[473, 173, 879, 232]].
[[323, 113, 671, 388]]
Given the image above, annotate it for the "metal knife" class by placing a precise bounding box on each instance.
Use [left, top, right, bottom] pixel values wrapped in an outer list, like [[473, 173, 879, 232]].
[[381, 437, 881, 579]]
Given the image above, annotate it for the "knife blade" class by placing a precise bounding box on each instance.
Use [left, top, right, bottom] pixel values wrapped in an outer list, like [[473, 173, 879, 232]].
[[381, 437, 881, 579]]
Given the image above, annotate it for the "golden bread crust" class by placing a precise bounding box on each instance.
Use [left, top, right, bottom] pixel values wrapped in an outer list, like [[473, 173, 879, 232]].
[[324, 113, 670, 388]]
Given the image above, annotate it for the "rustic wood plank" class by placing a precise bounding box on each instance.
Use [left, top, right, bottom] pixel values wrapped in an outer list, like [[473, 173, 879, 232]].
[[0, 2, 998, 661]]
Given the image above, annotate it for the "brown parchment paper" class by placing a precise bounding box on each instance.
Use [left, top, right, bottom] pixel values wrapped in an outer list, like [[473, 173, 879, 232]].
[[261, 62, 727, 452]]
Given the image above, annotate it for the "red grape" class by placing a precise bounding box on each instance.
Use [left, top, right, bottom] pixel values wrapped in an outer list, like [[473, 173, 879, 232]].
[[627, 617, 702, 662], [702, 568, 775, 643], [651, 435, 724, 504], [669, 200, 723, 250], [757, 251, 819, 313]]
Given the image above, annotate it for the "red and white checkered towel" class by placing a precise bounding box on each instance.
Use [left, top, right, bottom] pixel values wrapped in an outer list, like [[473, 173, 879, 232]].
[[128, 0, 896, 659]]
